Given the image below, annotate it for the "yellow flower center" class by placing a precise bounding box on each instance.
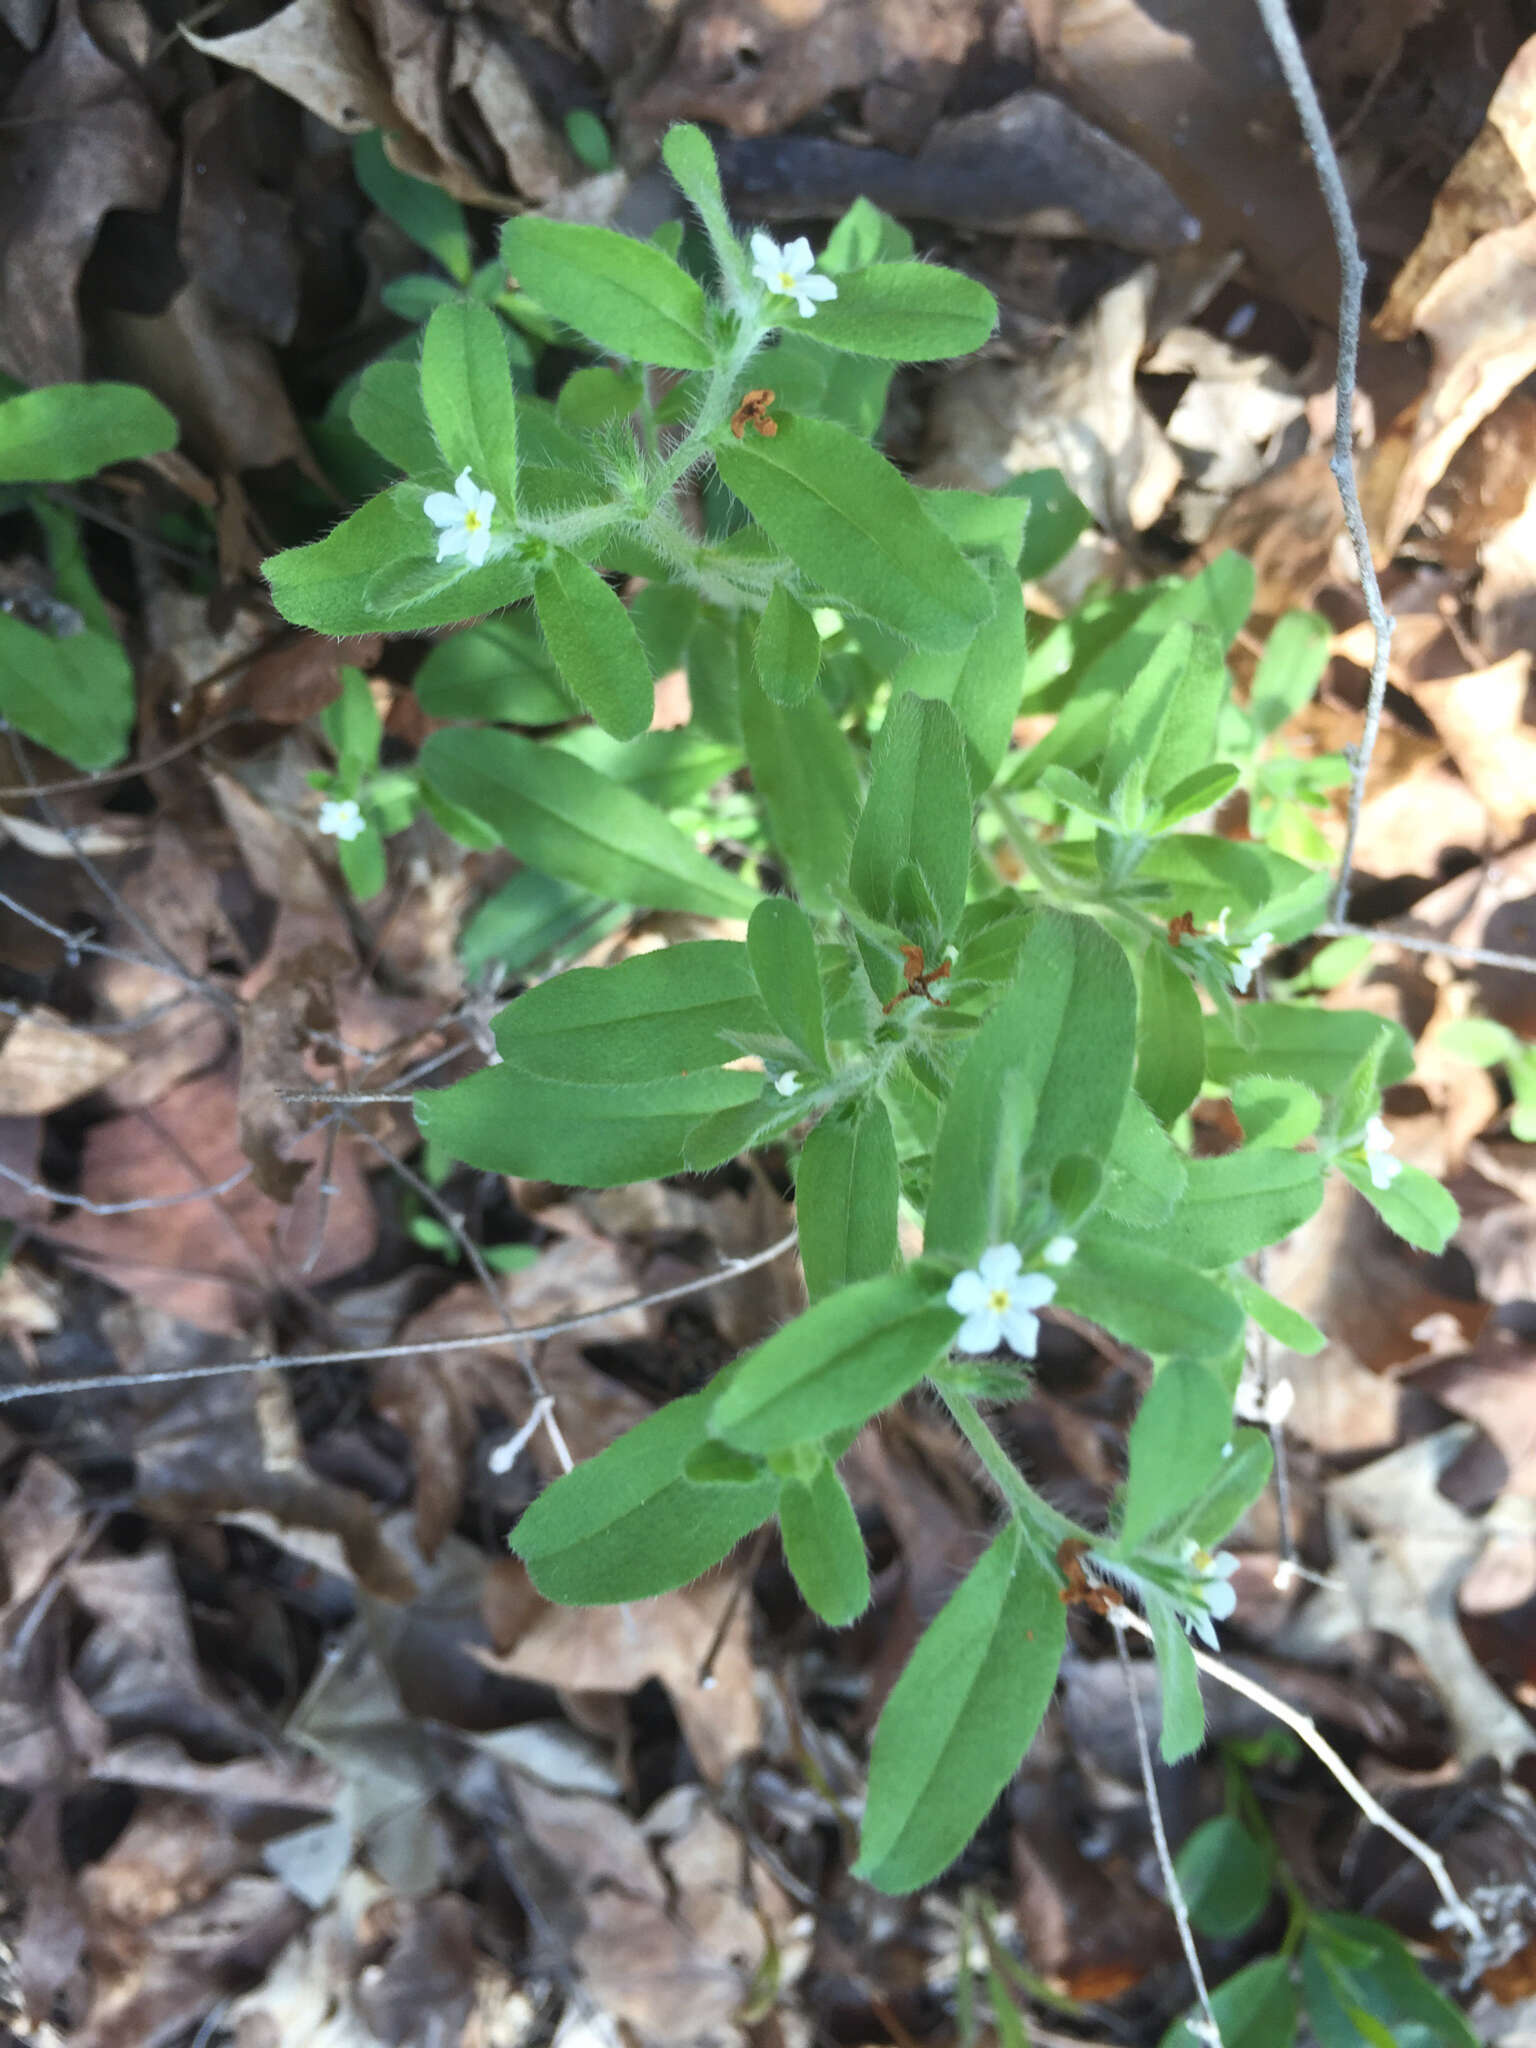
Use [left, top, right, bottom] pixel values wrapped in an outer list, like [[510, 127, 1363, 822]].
[[464, 509, 482, 531], [988, 1287, 1011, 1312], [775, 271, 797, 292]]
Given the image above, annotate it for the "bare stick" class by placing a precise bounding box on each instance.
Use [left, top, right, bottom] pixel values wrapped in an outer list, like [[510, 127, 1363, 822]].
[[1112, 1620, 1223, 2047], [0, 886, 227, 1006], [1319, 920, 1536, 979], [0, 1227, 799, 1407], [0, 1158, 252, 1216], [1114, 1607, 1482, 1946], [1251, 0, 1395, 927]]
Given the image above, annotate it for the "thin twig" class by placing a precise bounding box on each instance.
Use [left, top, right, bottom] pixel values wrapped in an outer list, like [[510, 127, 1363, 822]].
[[1112, 1621, 1223, 2048], [1250, 0, 1396, 928], [0, 1158, 252, 1216], [1318, 920, 1536, 978], [0, 711, 249, 801], [0, 885, 228, 1008], [0, 1227, 799, 1407], [1113, 1607, 1483, 1947]]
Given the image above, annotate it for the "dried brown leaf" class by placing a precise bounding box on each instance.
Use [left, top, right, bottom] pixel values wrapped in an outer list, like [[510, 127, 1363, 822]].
[[1412, 651, 1536, 839], [0, 1008, 130, 1115]]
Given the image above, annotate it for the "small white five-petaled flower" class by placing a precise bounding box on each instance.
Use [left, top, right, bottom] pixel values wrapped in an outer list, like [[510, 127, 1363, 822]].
[[1042, 1234, 1077, 1266], [1230, 930, 1274, 994], [424, 467, 496, 567], [773, 1070, 802, 1098], [1180, 1540, 1240, 1650], [947, 1243, 1055, 1358], [1363, 1114, 1401, 1191], [317, 796, 366, 842], [749, 232, 838, 319]]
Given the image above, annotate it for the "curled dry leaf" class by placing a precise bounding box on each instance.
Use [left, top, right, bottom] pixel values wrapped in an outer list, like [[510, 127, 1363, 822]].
[[236, 941, 348, 1203], [0, 1008, 130, 1115], [1412, 651, 1536, 840], [0, 0, 173, 384]]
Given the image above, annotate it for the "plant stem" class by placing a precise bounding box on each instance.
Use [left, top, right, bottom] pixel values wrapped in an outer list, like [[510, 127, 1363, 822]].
[[933, 1380, 1081, 1563]]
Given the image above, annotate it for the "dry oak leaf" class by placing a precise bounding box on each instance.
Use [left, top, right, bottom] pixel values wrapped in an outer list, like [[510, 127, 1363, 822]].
[[1412, 651, 1536, 841], [0, 1008, 129, 1114]]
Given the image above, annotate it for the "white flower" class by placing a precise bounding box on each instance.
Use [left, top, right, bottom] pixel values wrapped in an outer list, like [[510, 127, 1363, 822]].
[[1042, 1235, 1077, 1267], [946, 1243, 1055, 1358], [1213, 906, 1232, 943], [1180, 1540, 1240, 1650], [774, 1070, 802, 1098], [1231, 930, 1274, 994], [317, 797, 366, 842], [749, 232, 838, 318], [423, 467, 496, 567], [1363, 1113, 1401, 1190]]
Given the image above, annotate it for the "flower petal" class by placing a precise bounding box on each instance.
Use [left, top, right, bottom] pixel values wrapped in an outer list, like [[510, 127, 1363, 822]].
[[947, 1270, 989, 1316], [998, 1305, 1041, 1357], [798, 272, 838, 303], [465, 525, 491, 568], [750, 230, 781, 268], [1042, 1235, 1077, 1266], [1204, 1578, 1238, 1621], [436, 526, 469, 562], [423, 493, 461, 526], [782, 237, 815, 275], [955, 1307, 1004, 1354], [454, 467, 479, 506], [1010, 1273, 1057, 1311], [976, 1242, 1023, 1287], [1185, 1610, 1220, 1651], [475, 488, 497, 524]]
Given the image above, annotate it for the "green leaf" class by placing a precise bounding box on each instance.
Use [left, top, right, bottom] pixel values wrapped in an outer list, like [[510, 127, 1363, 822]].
[[823, 195, 913, 269], [714, 414, 992, 649], [1135, 833, 1277, 925], [1099, 621, 1229, 807], [1135, 941, 1205, 1125], [998, 468, 1093, 580], [511, 1391, 777, 1603], [853, 1524, 1066, 1892], [796, 1098, 899, 1302], [564, 107, 612, 172], [754, 585, 822, 707], [1232, 1074, 1322, 1149], [1338, 1158, 1459, 1253], [709, 1271, 956, 1456], [1117, 1359, 1234, 1552], [1058, 1234, 1245, 1360], [0, 616, 133, 769], [801, 263, 997, 360], [1233, 1272, 1325, 1354], [1206, 1002, 1416, 1096], [683, 1084, 808, 1173], [338, 823, 387, 900], [421, 727, 757, 919], [501, 216, 713, 369], [778, 1455, 870, 1625], [350, 358, 444, 479], [555, 363, 643, 431], [1009, 911, 1138, 1180], [741, 663, 862, 911], [265, 488, 534, 635], [1162, 1958, 1298, 2048], [1099, 1093, 1188, 1230], [1179, 1427, 1274, 1551], [748, 897, 829, 1073], [893, 553, 1028, 791], [493, 941, 768, 1083], [1149, 1591, 1206, 1762], [849, 694, 972, 942], [918, 489, 1028, 561], [1133, 1148, 1326, 1268], [418, 300, 519, 504], [1249, 609, 1330, 739], [1436, 1016, 1516, 1065], [1175, 1814, 1272, 1938], [660, 123, 743, 286], [321, 665, 382, 781], [417, 1061, 762, 1186], [353, 131, 471, 282], [414, 615, 571, 724], [532, 553, 653, 740], [924, 1011, 1038, 1265], [0, 380, 176, 483], [1302, 1916, 1476, 2048], [1151, 760, 1242, 831]]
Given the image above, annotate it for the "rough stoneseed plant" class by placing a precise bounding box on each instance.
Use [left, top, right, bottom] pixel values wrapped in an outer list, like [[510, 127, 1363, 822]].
[[265, 123, 1463, 1901]]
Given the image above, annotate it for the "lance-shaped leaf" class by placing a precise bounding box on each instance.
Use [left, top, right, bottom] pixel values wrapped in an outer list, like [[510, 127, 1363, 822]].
[[501, 216, 713, 369], [714, 413, 991, 648], [853, 1524, 1066, 1893], [1098, 619, 1229, 807], [421, 727, 758, 920], [511, 1391, 777, 1604], [741, 664, 862, 911], [801, 262, 997, 360], [1205, 1002, 1415, 1096], [0, 380, 176, 484], [778, 1455, 870, 1625], [795, 1097, 899, 1302], [417, 1062, 762, 1186], [1337, 1157, 1459, 1254], [1132, 1148, 1325, 1269], [533, 552, 653, 740], [350, 358, 444, 480], [493, 941, 769, 1083], [753, 584, 822, 707], [748, 897, 829, 1073], [1057, 1234, 1244, 1360], [849, 694, 972, 942], [891, 552, 1028, 792], [419, 299, 519, 504], [1136, 940, 1205, 1126], [709, 1271, 956, 1456], [1115, 1358, 1234, 1553]]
